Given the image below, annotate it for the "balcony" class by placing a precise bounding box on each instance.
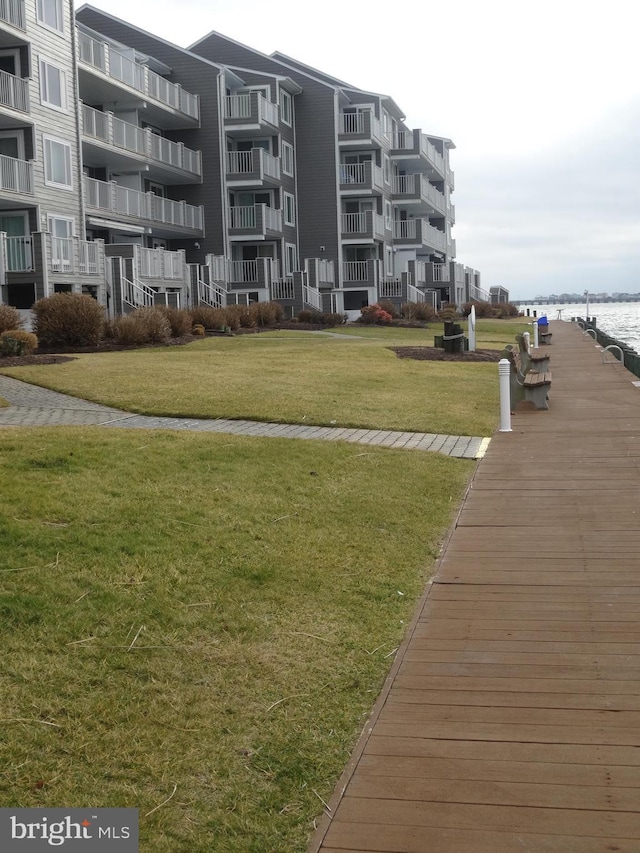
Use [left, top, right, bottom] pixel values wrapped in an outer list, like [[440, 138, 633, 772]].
[[0, 68, 29, 114], [0, 0, 25, 30], [226, 149, 281, 187], [81, 105, 202, 183], [393, 219, 447, 253], [224, 92, 279, 137], [338, 111, 388, 149], [342, 259, 379, 287], [84, 177, 204, 235], [410, 260, 450, 288], [391, 174, 446, 215], [77, 30, 199, 128], [339, 161, 385, 194], [228, 204, 282, 239], [0, 152, 33, 195], [341, 211, 386, 243], [391, 129, 446, 178], [48, 236, 105, 276]]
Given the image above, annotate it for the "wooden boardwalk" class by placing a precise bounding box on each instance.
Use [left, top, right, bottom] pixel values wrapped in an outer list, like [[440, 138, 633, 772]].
[[309, 320, 640, 853]]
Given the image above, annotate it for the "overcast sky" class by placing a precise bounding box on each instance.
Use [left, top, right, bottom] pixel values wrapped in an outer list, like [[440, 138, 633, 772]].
[[78, 0, 640, 300]]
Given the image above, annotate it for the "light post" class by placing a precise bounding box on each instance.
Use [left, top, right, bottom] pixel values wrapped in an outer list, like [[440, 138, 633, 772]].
[[584, 290, 589, 322]]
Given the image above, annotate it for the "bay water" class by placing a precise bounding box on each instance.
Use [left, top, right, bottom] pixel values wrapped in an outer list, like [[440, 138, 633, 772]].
[[518, 302, 640, 353]]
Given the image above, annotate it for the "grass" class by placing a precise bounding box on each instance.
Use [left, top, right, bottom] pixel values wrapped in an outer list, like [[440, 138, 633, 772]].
[[0, 427, 474, 852], [0, 320, 530, 436]]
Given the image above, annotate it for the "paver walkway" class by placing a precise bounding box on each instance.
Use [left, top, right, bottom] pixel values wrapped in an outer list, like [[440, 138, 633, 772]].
[[309, 320, 640, 852], [0, 374, 489, 458]]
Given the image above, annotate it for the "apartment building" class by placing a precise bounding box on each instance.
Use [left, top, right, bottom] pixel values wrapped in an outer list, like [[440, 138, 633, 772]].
[[0, 3, 489, 318]]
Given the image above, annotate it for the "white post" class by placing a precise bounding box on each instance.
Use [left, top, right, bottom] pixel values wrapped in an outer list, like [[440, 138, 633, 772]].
[[468, 304, 476, 352], [533, 320, 539, 349], [499, 359, 512, 432], [584, 289, 589, 322], [523, 331, 530, 353]]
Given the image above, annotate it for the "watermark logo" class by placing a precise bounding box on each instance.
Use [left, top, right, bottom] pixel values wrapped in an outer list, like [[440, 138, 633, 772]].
[[0, 809, 138, 851]]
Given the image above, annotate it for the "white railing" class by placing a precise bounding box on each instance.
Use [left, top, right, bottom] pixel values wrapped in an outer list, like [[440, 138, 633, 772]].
[[392, 131, 413, 150], [341, 211, 385, 237], [77, 31, 199, 120], [79, 240, 100, 275], [224, 92, 279, 127], [448, 238, 456, 257], [226, 149, 281, 181], [264, 206, 282, 231], [208, 255, 227, 282], [433, 263, 449, 282], [228, 259, 258, 283], [50, 237, 73, 273], [420, 135, 445, 175], [378, 279, 402, 298], [84, 178, 204, 231], [197, 278, 226, 309], [5, 235, 32, 271], [82, 105, 202, 176], [136, 246, 184, 280], [469, 283, 491, 303], [271, 279, 295, 300], [393, 220, 416, 240], [342, 261, 370, 282], [392, 174, 446, 213], [316, 259, 334, 284], [340, 163, 365, 184], [229, 206, 255, 229], [303, 283, 322, 310], [423, 222, 447, 251], [0, 68, 29, 112], [0, 0, 25, 29], [0, 153, 33, 194], [407, 284, 426, 303], [340, 113, 364, 134], [122, 277, 155, 309]]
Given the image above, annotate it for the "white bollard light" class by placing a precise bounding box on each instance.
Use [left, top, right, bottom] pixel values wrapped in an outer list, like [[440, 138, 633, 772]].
[[499, 359, 512, 432], [533, 320, 539, 349], [523, 331, 531, 353], [468, 304, 476, 352]]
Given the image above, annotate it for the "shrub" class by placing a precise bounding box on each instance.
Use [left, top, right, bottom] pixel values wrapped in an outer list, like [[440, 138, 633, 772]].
[[114, 307, 171, 346], [401, 302, 438, 322], [359, 304, 393, 325], [249, 301, 284, 327], [438, 305, 459, 322], [462, 300, 497, 319], [190, 306, 228, 330], [318, 312, 347, 327], [156, 306, 193, 337], [225, 304, 254, 329], [493, 302, 520, 319], [192, 323, 205, 337], [296, 309, 315, 324], [0, 304, 24, 334], [0, 329, 38, 356], [377, 299, 400, 319], [33, 293, 105, 347]]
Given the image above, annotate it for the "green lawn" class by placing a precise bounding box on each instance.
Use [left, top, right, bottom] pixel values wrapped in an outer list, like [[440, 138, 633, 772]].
[[0, 428, 474, 852], [0, 320, 529, 436]]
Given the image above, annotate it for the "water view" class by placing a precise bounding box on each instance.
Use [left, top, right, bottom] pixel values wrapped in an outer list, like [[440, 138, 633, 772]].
[[518, 302, 640, 353]]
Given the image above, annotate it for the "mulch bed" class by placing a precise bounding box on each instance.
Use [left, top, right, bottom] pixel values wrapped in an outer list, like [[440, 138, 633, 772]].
[[0, 327, 503, 368], [391, 347, 503, 363]]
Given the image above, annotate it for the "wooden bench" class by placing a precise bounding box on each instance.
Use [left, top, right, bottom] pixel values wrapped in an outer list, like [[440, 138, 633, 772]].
[[538, 323, 552, 345], [503, 336, 552, 410]]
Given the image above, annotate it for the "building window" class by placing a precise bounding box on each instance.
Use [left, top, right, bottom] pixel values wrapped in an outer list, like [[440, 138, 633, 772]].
[[283, 192, 295, 226], [43, 136, 72, 189], [285, 243, 297, 275], [282, 141, 294, 176], [280, 90, 292, 126], [40, 59, 66, 110], [36, 0, 64, 33]]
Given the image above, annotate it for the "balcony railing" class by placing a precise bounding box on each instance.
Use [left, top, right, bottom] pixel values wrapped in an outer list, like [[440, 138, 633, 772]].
[[0, 0, 25, 28], [228, 259, 258, 283], [79, 240, 100, 275], [341, 211, 386, 240], [343, 260, 374, 282], [77, 31, 199, 120], [392, 130, 445, 176], [226, 149, 281, 181], [82, 104, 202, 177], [4, 235, 32, 271], [433, 263, 449, 282], [0, 68, 29, 113], [136, 245, 185, 280], [391, 174, 446, 213], [0, 153, 33, 195], [378, 278, 402, 298], [339, 161, 385, 191], [339, 111, 386, 146], [228, 204, 282, 233], [84, 177, 204, 232], [270, 279, 294, 300], [224, 92, 279, 127], [393, 219, 447, 252]]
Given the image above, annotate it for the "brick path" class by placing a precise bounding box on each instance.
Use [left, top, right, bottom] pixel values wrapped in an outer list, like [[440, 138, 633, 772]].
[[0, 374, 489, 458]]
